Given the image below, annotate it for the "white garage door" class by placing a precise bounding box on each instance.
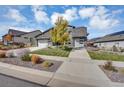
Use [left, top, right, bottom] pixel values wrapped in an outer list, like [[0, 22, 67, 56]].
[[38, 40, 48, 48]]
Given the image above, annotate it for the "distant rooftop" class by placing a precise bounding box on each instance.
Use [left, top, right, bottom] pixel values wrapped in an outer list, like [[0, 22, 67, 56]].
[[8, 29, 41, 36], [92, 30, 124, 43], [107, 31, 124, 36], [9, 29, 28, 36]]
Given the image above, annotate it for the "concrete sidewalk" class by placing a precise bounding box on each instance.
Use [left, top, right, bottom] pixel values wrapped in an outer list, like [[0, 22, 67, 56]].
[[48, 62, 111, 87], [1, 59, 124, 87]]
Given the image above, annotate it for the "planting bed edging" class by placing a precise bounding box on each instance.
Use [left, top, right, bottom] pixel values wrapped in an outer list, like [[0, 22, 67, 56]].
[[0, 62, 54, 86], [0, 58, 63, 72], [30, 54, 69, 62]]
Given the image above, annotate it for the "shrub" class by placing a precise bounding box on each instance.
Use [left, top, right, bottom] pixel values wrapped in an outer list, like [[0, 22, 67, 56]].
[[31, 54, 41, 64], [42, 61, 54, 68], [12, 45, 19, 49], [21, 54, 31, 61], [120, 68, 124, 74], [60, 45, 72, 51], [1, 46, 10, 50], [19, 43, 25, 48], [48, 46, 52, 49], [112, 45, 118, 52], [103, 61, 118, 72], [0, 45, 2, 49], [0, 52, 6, 58], [120, 47, 124, 52]]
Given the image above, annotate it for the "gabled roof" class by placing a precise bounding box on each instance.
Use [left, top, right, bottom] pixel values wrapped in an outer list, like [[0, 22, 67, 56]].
[[8, 29, 28, 36], [89, 37, 101, 42], [71, 27, 88, 37], [107, 31, 124, 36], [8, 29, 42, 37], [35, 25, 87, 38], [95, 35, 124, 43], [35, 28, 53, 38], [94, 31, 124, 43], [20, 30, 42, 36]]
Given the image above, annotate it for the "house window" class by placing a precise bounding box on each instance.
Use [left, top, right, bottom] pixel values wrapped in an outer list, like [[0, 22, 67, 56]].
[[99, 43, 101, 46], [24, 37, 28, 39], [68, 42, 71, 44], [79, 39, 84, 44]]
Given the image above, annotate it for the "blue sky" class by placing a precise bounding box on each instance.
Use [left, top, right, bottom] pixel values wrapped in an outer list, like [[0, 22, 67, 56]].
[[0, 5, 124, 39]]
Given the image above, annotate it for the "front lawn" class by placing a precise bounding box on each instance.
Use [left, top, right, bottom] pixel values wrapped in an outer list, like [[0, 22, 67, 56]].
[[31, 47, 72, 57], [88, 51, 124, 61]]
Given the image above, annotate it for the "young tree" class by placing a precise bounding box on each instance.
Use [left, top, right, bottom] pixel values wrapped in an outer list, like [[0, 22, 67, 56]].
[[50, 17, 69, 46]]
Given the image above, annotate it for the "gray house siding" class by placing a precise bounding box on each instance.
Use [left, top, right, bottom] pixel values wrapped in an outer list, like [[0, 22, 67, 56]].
[[36, 30, 52, 48], [68, 27, 87, 47], [21, 30, 41, 46], [13, 36, 28, 44], [3, 29, 42, 46], [36, 30, 51, 39], [36, 26, 88, 48]]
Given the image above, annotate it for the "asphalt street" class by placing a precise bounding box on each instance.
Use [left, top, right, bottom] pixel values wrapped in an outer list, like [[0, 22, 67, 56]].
[[0, 73, 46, 87]]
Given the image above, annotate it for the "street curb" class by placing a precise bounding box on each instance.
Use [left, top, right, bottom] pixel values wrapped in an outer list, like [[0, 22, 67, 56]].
[[0, 62, 54, 86]]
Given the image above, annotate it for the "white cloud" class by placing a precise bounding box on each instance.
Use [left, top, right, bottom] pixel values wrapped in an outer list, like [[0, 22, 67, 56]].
[[79, 6, 120, 30], [9, 26, 36, 32], [63, 8, 78, 21], [112, 9, 124, 14], [95, 6, 109, 17], [51, 12, 61, 24], [32, 5, 50, 24], [5, 9, 27, 22], [79, 7, 96, 19], [89, 15, 119, 30], [51, 7, 78, 24]]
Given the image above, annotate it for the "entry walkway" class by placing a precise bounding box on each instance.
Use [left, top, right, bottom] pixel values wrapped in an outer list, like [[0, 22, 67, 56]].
[[69, 48, 91, 60]]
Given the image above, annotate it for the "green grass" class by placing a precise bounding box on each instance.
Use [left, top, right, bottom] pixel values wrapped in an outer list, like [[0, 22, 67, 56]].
[[88, 51, 124, 61], [31, 47, 72, 57]]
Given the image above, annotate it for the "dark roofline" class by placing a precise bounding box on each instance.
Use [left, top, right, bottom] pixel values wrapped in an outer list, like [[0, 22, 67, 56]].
[[2, 34, 8, 37], [20, 30, 42, 36], [68, 25, 76, 28], [106, 30, 124, 36], [76, 26, 87, 29], [95, 39, 124, 43], [35, 28, 53, 38], [9, 29, 28, 34]]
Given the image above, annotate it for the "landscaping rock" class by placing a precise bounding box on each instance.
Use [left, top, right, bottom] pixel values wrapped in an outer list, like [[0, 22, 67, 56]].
[[6, 50, 14, 57], [6, 48, 30, 58]]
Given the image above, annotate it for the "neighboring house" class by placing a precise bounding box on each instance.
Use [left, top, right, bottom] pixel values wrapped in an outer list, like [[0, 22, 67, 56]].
[[93, 31, 124, 48], [0, 39, 3, 45], [35, 25, 88, 48], [2, 29, 42, 46]]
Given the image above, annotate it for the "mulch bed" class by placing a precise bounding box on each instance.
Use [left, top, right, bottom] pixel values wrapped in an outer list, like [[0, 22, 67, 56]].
[[100, 65, 124, 83], [0, 58, 63, 72]]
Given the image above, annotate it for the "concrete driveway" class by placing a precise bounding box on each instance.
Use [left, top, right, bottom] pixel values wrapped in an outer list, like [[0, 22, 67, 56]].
[[0, 73, 45, 87]]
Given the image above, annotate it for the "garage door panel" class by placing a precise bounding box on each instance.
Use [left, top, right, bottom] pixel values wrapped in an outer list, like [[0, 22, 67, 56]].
[[38, 40, 48, 48]]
